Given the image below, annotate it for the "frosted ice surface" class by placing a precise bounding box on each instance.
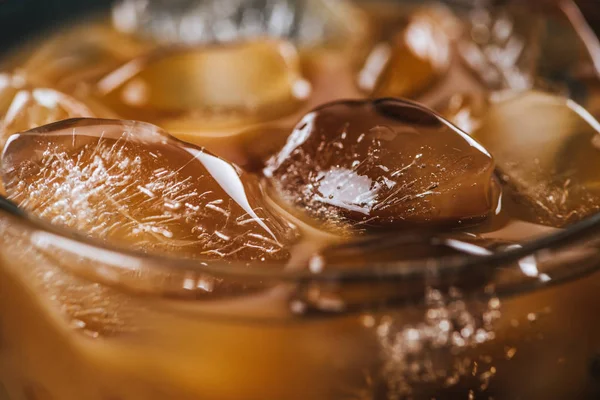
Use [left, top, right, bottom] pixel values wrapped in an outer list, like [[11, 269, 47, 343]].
[[112, 0, 368, 49], [1, 118, 297, 262], [264, 99, 499, 232], [458, 5, 536, 91]]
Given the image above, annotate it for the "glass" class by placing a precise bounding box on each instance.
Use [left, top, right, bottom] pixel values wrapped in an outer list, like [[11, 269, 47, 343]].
[[2, 176, 600, 399], [1, 1, 600, 400]]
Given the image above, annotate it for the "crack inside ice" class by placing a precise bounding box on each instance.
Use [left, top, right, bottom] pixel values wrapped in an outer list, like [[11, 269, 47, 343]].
[[1, 119, 297, 263]]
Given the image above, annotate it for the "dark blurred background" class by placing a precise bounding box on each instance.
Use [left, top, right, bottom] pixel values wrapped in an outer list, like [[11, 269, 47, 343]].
[[0, 0, 109, 53], [0, 0, 598, 54]]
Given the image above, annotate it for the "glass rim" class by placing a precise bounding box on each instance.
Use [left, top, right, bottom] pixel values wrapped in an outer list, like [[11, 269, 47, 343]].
[[3, 194, 600, 284]]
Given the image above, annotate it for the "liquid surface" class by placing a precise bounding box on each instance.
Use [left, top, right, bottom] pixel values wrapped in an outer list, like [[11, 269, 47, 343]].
[[97, 40, 311, 132]]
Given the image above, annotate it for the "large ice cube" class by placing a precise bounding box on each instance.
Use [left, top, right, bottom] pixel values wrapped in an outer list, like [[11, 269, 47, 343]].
[[473, 90, 600, 227], [97, 40, 311, 133], [112, 0, 369, 50], [264, 98, 499, 232], [0, 73, 98, 148], [1, 118, 297, 262], [357, 6, 454, 99]]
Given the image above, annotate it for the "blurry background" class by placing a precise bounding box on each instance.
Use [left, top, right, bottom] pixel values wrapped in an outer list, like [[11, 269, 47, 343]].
[[0, 0, 107, 52], [0, 0, 599, 55]]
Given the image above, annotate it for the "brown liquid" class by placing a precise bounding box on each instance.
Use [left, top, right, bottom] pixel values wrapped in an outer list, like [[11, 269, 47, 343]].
[[1, 1, 600, 399]]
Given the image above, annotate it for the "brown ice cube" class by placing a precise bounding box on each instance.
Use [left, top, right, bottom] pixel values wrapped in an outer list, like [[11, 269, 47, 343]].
[[473, 90, 600, 227], [264, 98, 500, 232], [97, 39, 311, 134], [1, 118, 297, 262], [357, 7, 456, 99]]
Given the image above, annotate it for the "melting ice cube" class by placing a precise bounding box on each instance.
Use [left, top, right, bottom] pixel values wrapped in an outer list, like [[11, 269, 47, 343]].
[[1, 118, 297, 262], [358, 6, 455, 99], [97, 40, 311, 133], [264, 98, 500, 232], [473, 90, 600, 227], [0, 73, 96, 148]]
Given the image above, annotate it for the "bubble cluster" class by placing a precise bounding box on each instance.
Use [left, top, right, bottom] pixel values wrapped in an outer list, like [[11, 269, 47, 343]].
[[374, 288, 501, 397]]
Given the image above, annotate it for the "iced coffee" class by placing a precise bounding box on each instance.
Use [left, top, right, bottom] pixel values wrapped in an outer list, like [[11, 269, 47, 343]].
[[1, 0, 600, 399]]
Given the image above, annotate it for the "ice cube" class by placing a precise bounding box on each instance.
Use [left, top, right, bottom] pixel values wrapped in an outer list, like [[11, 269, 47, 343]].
[[264, 98, 500, 231], [97, 40, 311, 133], [458, 1, 599, 96], [1, 118, 297, 262], [0, 73, 97, 149], [473, 90, 600, 227], [112, 0, 369, 50], [20, 24, 150, 92], [357, 6, 454, 99]]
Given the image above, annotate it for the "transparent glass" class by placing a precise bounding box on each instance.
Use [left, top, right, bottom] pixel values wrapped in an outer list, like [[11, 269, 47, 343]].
[[1, 1, 600, 400], [1, 187, 600, 400]]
